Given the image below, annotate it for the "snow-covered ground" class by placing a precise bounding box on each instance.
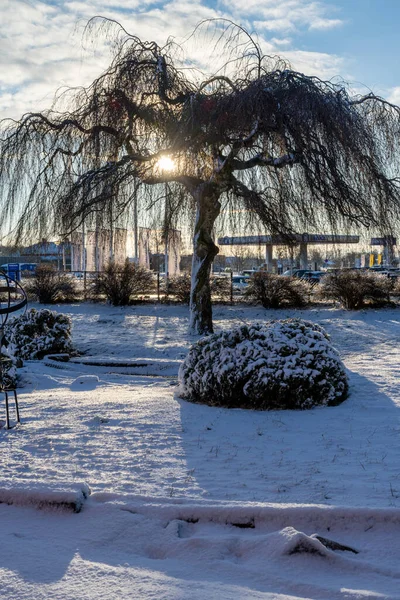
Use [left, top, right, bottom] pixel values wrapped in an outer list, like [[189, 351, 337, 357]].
[[1, 302, 400, 599]]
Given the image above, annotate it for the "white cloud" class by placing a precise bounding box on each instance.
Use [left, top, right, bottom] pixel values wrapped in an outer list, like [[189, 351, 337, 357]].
[[282, 49, 346, 79], [0, 0, 351, 120], [309, 17, 343, 30], [270, 37, 292, 46], [221, 0, 344, 32], [387, 87, 400, 106]]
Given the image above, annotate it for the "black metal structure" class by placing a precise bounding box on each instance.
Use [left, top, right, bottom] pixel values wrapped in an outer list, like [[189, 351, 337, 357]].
[[0, 273, 27, 429]]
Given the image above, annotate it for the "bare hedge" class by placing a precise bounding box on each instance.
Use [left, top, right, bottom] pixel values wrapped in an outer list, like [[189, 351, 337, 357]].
[[24, 264, 77, 303], [91, 260, 155, 305], [245, 272, 310, 308], [167, 274, 231, 304], [318, 270, 392, 309]]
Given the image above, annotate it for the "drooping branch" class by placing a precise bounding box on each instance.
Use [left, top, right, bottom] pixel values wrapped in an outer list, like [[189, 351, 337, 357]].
[[229, 175, 296, 235], [143, 174, 203, 191], [198, 76, 239, 94], [3, 113, 125, 144], [230, 152, 300, 171]]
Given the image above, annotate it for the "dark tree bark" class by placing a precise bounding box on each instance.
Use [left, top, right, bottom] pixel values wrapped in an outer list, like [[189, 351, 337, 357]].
[[189, 183, 221, 334]]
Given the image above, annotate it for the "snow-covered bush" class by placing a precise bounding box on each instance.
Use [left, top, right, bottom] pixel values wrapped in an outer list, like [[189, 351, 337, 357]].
[[178, 319, 348, 410], [245, 272, 309, 308], [4, 308, 74, 360], [318, 270, 392, 309], [0, 343, 18, 388]]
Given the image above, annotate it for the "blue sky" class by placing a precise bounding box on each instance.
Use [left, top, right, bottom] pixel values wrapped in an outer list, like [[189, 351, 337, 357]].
[[292, 0, 400, 90], [0, 0, 399, 119]]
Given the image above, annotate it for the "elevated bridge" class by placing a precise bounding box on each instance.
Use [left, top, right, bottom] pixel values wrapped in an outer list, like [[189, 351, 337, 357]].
[[217, 234, 360, 271]]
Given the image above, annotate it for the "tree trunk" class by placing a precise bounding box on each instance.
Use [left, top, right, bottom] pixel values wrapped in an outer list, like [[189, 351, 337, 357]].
[[189, 185, 221, 335]]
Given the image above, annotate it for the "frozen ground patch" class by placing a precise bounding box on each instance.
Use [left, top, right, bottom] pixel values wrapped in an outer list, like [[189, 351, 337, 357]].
[[1, 302, 400, 598]]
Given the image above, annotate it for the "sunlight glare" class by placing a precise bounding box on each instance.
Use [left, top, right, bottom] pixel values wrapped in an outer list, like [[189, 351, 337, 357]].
[[157, 156, 175, 172]]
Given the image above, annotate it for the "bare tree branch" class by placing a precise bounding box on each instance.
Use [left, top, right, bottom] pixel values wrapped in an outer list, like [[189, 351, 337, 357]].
[[230, 152, 300, 171]]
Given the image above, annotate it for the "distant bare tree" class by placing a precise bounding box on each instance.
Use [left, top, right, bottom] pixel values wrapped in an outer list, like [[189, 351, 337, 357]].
[[230, 246, 254, 273], [1, 18, 400, 333]]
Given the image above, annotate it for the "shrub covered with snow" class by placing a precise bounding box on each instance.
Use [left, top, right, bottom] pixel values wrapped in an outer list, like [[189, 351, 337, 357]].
[[0, 343, 18, 388], [178, 319, 348, 410], [4, 308, 74, 360]]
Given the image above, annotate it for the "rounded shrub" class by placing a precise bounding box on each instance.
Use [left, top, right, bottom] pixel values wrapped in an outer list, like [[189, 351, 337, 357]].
[[168, 273, 191, 304], [245, 272, 309, 308], [4, 308, 74, 359], [91, 259, 154, 305], [318, 270, 392, 309], [0, 343, 18, 388], [167, 273, 231, 304], [25, 264, 77, 303], [211, 276, 231, 302], [178, 319, 348, 410]]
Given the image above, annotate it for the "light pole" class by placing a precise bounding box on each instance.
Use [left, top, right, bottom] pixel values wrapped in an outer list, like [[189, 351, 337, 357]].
[[164, 182, 169, 284], [133, 189, 138, 263], [156, 155, 175, 297]]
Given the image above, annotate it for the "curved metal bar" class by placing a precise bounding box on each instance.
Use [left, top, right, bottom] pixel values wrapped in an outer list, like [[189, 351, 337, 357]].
[[0, 274, 27, 326], [0, 298, 27, 315], [0, 274, 27, 428]]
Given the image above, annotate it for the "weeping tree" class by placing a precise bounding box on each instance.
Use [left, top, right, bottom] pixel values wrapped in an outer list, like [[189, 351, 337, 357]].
[[1, 19, 400, 334]]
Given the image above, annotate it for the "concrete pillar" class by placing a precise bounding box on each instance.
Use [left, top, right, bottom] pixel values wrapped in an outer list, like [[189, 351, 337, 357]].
[[385, 243, 395, 266], [299, 242, 308, 270], [265, 244, 273, 272]]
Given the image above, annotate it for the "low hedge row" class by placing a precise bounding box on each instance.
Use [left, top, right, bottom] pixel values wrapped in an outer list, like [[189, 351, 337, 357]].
[[22, 265, 400, 310]]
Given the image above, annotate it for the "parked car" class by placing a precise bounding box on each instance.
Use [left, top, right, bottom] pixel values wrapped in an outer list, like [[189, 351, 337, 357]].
[[360, 266, 400, 280], [282, 269, 311, 278], [232, 275, 250, 293], [299, 271, 327, 285]]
